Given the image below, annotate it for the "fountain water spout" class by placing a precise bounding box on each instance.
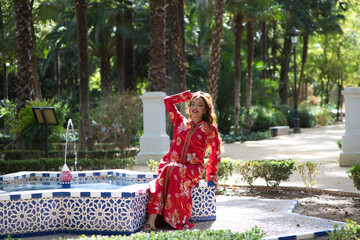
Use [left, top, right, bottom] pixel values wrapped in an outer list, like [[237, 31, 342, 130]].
[[60, 119, 78, 187]]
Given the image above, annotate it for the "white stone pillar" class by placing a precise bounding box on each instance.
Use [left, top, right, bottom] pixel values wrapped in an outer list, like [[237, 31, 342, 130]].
[[339, 87, 360, 166], [137, 92, 170, 165]]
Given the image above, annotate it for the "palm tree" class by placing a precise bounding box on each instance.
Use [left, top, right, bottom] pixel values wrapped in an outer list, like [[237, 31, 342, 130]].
[[207, 0, 225, 105], [147, 0, 168, 92], [88, 2, 115, 97], [244, 20, 254, 134], [168, 0, 186, 93], [233, 10, 244, 136], [124, 1, 136, 91], [74, 0, 94, 151]]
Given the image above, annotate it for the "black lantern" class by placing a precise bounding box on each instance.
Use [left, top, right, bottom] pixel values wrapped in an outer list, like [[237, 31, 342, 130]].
[[290, 27, 301, 133]]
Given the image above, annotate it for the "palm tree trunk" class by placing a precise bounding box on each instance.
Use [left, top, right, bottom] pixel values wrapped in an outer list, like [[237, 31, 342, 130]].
[[260, 21, 268, 80], [100, 54, 112, 97], [124, 1, 136, 91], [14, 0, 33, 149], [234, 10, 244, 136], [279, 31, 292, 105], [148, 0, 168, 92], [115, 8, 124, 92], [244, 20, 254, 135], [56, 53, 61, 100], [75, 0, 94, 151], [207, 0, 224, 105], [29, 0, 42, 100], [298, 32, 309, 103]]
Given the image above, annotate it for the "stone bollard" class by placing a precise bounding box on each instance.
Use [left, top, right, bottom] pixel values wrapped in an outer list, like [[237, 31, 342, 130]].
[[137, 92, 170, 165], [339, 87, 360, 166]]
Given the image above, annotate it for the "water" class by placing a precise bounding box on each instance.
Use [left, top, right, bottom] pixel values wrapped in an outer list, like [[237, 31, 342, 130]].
[[0, 179, 135, 192]]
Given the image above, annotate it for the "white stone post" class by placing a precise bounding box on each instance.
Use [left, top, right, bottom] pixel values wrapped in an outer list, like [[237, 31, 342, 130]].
[[137, 92, 170, 165], [339, 87, 360, 166]]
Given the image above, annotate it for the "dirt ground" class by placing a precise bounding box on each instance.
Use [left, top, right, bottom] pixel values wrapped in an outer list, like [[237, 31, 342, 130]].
[[223, 186, 360, 224]]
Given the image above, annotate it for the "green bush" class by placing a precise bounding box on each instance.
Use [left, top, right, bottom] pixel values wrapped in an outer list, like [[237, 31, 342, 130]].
[[349, 164, 360, 190], [0, 157, 136, 175], [237, 160, 262, 188], [8, 98, 67, 150], [250, 106, 288, 132], [337, 139, 342, 149], [2, 149, 138, 160], [78, 228, 266, 240], [203, 158, 238, 183], [91, 92, 142, 154], [296, 161, 318, 195], [279, 105, 315, 128], [258, 159, 295, 188], [328, 220, 360, 240]]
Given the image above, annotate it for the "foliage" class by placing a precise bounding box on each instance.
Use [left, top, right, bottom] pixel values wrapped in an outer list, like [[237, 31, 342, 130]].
[[203, 158, 237, 183], [296, 161, 319, 195], [279, 105, 315, 128], [91, 92, 142, 153], [222, 131, 271, 144], [0, 157, 136, 175], [2, 149, 138, 161], [237, 160, 262, 188], [0, 99, 17, 129], [349, 164, 360, 191], [257, 159, 296, 188], [249, 106, 288, 132], [328, 220, 360, 240], [8, 99, 67, 150], [77, 228, 266, 240], [337, 139, 342, 149], [147, 159, 160, 172]]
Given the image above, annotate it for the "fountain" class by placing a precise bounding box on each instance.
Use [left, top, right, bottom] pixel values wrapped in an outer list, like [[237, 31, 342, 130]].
[[0, 121, 216, 239]]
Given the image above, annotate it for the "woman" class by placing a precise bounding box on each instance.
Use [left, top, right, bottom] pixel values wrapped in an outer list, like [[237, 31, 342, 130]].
[[143, 90, 221, 232]]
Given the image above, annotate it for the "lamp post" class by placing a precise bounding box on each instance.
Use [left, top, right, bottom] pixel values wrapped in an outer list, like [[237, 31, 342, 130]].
[[290, 27, 301, 133]]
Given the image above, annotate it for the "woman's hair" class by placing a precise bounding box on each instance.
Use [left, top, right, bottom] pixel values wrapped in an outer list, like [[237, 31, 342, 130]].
[[188, 91, 217, 126]]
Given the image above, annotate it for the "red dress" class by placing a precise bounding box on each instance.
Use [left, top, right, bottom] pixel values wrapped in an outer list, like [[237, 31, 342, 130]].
[[147, 90, 221, 230]]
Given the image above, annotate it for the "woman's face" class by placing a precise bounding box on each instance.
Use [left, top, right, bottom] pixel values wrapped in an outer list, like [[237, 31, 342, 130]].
[[190, 96, 206, 121]]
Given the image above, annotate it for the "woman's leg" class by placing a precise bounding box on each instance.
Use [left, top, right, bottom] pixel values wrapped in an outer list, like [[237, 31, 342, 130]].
[[147, 214, 158, 230]]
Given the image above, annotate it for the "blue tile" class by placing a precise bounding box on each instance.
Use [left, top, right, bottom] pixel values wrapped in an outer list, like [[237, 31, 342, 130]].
[[279, 235, 296, 240], [52, 192, 63, 198], [78, 173, 86, 177], [32, 193, 42, 199], [107, 171, 113, 175], [138, 175, 145, 179], [42, 173, 50, 177], [81, 192, 91, 197], [121, 192, 132, 198], [314, 231, 329, 237], [0, 177, 2, 181], [10, 194, 20, 200], [101, 192, 111, 198], [30, 173, 36, 177], [93, 172, 100, 176], [62, 192, 71, 197]]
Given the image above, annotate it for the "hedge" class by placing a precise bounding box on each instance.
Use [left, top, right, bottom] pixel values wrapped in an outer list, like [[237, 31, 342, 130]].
[[0, 157, 136, 175]]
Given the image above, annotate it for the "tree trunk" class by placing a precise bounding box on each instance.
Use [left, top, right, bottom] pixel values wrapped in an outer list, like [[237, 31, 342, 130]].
[[298, 32, 309, 103], [244, 20, 254, 135], [100, 54, 112, 97], [14, 0, 33, 149], [233, 10, 244, 136], [75, 0, 94, 151], [270, 20, 278, 81], [148, 0, 168, 92], [29, 0, 42, 100], [168, 0, 186, 93], [124, 1, 136, 91], [260, 21, 268, 80], [207, 0, 224, 105], [56, 53, 61, 100], [115, 8, 124, 92], [279, 30, 292, 105]]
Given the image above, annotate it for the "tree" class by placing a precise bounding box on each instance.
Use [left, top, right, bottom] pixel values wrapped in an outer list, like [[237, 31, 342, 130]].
[[74, 0, 94, 151], [147, 0, 168, 92], [244, 20, 254, 134], [207, 0, 225, 105], [233, 10, 244, 136]]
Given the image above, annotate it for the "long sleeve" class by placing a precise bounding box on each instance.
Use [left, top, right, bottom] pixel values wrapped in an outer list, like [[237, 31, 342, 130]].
[[205, 125, 221, 183], [164, 90, 192, 127]]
